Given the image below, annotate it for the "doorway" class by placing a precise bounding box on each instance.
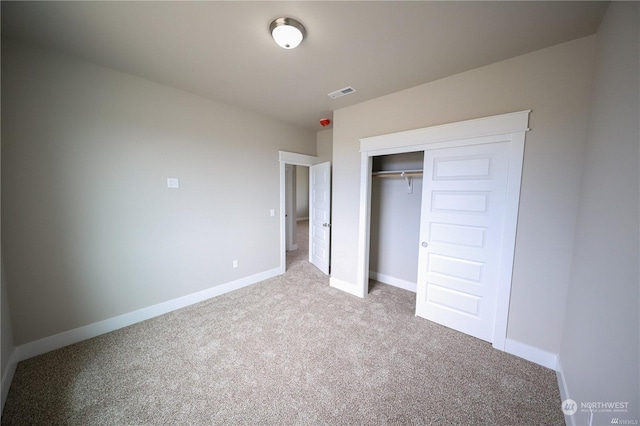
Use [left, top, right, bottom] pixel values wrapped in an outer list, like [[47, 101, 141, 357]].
[[278, 151, 331, 275], [285, 164, 310, 269]]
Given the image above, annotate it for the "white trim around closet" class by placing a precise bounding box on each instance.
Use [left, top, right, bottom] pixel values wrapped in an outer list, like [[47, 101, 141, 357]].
[[356, 110, 530, 351]]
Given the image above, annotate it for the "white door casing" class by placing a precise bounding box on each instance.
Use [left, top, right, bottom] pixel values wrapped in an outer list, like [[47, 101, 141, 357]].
[[348, 110, 529, 351], [416, 141, 510, 342], [310, 161, 332, 275]]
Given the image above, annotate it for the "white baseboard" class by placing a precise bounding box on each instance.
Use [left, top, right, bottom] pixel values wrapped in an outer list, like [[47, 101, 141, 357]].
[[556, 357, 575, 426], [556, 358, 570, 400], [15, 267, 281, 363], [287, 244, 298, 251], [1, 348, 18, 412], [369, 271, 417, 293], [504, 338, 558, 370], [329, 277, 364, 298]]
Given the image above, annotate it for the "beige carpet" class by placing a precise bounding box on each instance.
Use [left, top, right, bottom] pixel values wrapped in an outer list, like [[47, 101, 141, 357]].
[[2, 221, 564, 425]]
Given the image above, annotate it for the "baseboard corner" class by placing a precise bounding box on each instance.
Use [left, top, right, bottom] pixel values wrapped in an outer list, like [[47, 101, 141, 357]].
[[555, 357, 577, 425], [369, 271, 417, 293], [504, 338, 558, 370], [1, 348, 19, 412], [556, 358, 570, 400]]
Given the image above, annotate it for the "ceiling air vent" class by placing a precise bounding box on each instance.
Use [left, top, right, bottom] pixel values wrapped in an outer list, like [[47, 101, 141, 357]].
[[328, 86, 356, 99]]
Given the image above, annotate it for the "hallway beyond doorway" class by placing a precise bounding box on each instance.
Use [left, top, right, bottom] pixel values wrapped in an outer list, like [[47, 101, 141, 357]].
[[286, 220, 309, 270]]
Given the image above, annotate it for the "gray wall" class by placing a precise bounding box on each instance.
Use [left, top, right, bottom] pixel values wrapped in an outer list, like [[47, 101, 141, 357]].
[[0, 19, 16, 390], [1, 38, 316, 345], [1, 78, 15, 402], [331, 35, 596, 355], [560, 3, 639, 423], [316, 129, 333, 163]]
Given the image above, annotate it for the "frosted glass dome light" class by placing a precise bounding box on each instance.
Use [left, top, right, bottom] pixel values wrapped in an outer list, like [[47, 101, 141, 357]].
[[269, 17, 306, 49]]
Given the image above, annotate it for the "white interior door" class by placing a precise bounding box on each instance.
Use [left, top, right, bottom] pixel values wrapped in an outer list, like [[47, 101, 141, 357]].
[[416, 141, 510, 342], [310, 161, 331, 275]]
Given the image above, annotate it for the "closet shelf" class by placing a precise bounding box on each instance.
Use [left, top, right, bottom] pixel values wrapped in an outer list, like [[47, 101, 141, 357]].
[[372, 169, 423, 178]]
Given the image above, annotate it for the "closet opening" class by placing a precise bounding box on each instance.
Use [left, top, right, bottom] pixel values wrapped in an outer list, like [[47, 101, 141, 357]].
[[355, 110, 530, 350], [369, 152, 424, 293]]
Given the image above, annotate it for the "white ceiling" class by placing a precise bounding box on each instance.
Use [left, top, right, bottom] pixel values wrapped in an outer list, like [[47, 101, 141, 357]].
[[1, 1, 608, 131]]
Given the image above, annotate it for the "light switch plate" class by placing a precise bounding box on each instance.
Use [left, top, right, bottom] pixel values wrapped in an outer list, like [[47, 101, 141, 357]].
[[167, 178, 179, 189]]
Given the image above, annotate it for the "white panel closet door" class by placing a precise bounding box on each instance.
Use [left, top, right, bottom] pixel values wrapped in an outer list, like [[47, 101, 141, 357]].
[[309, 161, 331, 275], [416, 141, 510, 342]]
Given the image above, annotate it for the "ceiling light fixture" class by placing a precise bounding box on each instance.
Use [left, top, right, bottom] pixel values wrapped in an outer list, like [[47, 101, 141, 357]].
[[269, 17, 306, 49]]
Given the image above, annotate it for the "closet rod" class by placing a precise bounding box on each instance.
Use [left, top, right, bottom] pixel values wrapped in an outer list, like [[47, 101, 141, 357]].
[[372, 169, 423, 194], [371, 169, 423, 178]]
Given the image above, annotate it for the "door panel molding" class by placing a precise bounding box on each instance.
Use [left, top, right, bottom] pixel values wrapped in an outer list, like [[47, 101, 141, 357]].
[[310, 161, 332, 275], [416, 142, 510, 343]]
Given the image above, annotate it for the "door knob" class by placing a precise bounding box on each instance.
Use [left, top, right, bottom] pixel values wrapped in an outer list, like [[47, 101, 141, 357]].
[[421, 242, 428, 247], [323, 223, 332, 228]]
